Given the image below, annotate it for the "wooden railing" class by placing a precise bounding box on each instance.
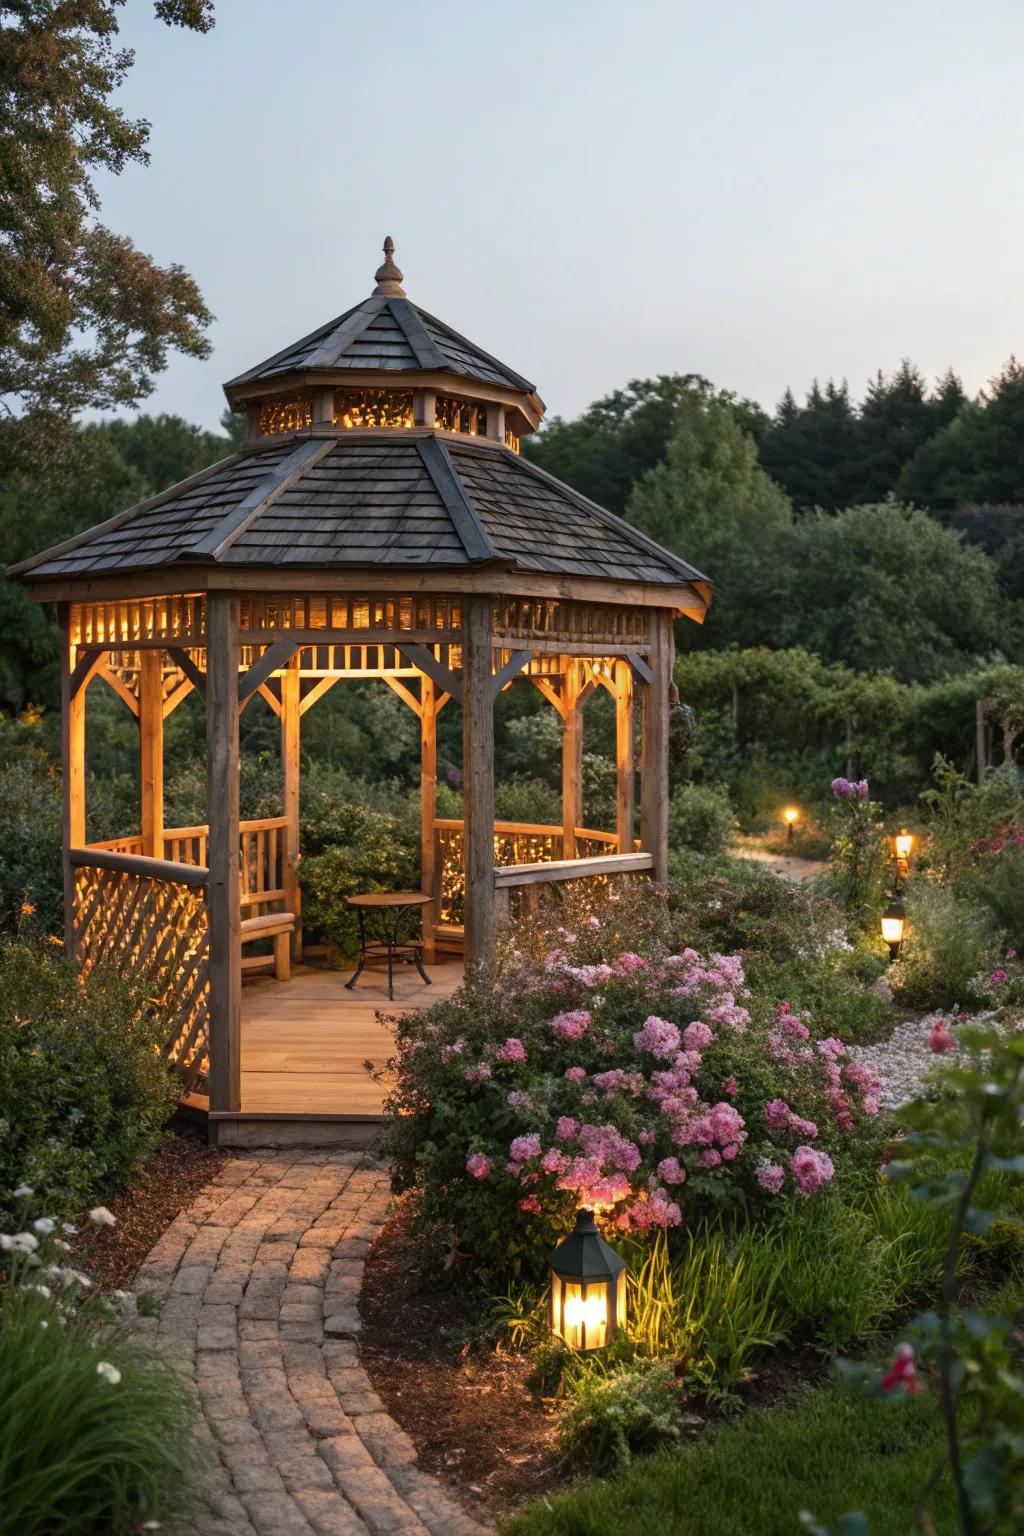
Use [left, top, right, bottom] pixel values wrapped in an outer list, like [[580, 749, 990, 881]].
[[494, 850, 654, 920], [70, 847, 211, 1094], [434, 819, 621, 928], [89, 817, 289, 916]]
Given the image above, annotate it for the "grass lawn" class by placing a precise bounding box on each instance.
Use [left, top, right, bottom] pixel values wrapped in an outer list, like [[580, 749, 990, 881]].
[[502, 1382, 954, 1536]]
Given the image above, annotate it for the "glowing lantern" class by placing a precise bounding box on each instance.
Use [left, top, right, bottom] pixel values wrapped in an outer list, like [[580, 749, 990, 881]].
[[548, 1209, 626, 1352], [881, 890, 906, 961], [783, 806, 799, 844], [893, 829, 914, 883]]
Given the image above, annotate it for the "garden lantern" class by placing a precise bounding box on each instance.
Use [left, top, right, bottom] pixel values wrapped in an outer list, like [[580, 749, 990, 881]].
[[881, 890, 906, 961], [893, 829, 914, 884], [548, 1208, 627, 1352], [783, 806, 799, 844]]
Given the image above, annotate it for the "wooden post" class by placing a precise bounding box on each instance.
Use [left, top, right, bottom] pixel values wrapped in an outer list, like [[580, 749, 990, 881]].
[[420, 673, 438, 964], [58, 604, 85, 953], [562, 662, 583, 858], [614, 660, 634, 853], [206, 594, 242, 1115], [139, 648, 164, 858], [281, 652, 302, 961], [462, 595, 496, 970], [640, 611, 674, 885]]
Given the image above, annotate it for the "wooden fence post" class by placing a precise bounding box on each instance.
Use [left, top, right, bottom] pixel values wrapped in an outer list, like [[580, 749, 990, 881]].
[[139, 648, 164, 858], [462, 595, 495, 970], [420, 673, 438, 964], [562, 662, 583, 858], [640, 610, 674, 885], [206, 594, 241, 1115], [281, 653, 302, 960], [614, 659, 634, 853], [58, 604, 85, 952]]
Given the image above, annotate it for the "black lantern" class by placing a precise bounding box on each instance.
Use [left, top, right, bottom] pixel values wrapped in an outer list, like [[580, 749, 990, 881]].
[[548, 1208, 627, 1352], [881, 890, 906, 961]]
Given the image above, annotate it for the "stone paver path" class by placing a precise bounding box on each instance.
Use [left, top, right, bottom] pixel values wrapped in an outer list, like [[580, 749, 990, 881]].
[[134, 1151, 491, 1536]]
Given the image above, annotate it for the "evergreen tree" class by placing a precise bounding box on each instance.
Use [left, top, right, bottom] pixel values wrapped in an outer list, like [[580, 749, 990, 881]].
[[856, 360, 935, 502], [525, 374, 767, 515], [759, 379, 861, 511], [626, 388, 792, 648], [897, 358, 1024, 511]]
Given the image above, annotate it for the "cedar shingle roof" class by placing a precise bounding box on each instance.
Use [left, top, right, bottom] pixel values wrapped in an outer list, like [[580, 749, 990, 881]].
[[224, 295, 537, 399], [13, 435, 707, 594]]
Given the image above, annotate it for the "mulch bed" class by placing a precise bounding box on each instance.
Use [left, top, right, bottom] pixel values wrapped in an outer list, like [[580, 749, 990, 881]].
[[359, 1194, 563, 1514], [69, 1119, 229, 1292], [359, 1197, 845, 1516]]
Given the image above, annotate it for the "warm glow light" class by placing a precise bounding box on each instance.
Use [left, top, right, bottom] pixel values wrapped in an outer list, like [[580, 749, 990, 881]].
[[564, 1290, 607, 1332], [783, 807, 799, 824], [894, 830, 914, 861], [881, 914, 905, 945]]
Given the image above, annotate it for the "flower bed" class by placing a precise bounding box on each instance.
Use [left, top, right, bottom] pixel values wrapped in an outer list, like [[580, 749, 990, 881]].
[[382, 886, 883, 1275]]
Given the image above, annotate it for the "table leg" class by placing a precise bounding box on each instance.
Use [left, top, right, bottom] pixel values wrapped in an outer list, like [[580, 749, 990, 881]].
[[345, 907, 367, 991]]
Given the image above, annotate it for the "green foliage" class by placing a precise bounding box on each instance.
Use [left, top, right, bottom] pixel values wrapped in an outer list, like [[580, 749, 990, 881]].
[[889, 881, 1001, 1011], [0, 1225, 206, 1535], [555, 1357, 686, 1472], [298, 803, 419, 956], [896, 357, 1024, 513], [627, 388, 792, 649], [524, 374, 767, 517], [502, 1387, 954, 1536], [0, 719, 62, 932], [758, 378, 864, 513], [667, 783, 735, 855], [822, 785, 890, 924], [0, 938, 175, 1219], [1, 1, 213, 421]]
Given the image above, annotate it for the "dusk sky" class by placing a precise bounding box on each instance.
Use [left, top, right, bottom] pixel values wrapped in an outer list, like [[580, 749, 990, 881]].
[[99, 0, 1024, 431]]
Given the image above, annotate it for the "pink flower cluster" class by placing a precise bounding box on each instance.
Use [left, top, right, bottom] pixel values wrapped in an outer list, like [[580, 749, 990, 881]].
[[551, 1010, 591, 1042], [633, 1015, 682, 1058], [764, 1097, 818, 1139], [790, 1145, 835, 1196], [831, 777, 869, 799], [675, 1100, 747, 1167], [466, 1152, 492, 1180], [496, 1037, 527, 1064]]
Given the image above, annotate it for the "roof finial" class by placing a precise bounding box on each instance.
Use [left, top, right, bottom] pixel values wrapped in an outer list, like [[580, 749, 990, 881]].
[[373, 235, 405, 297]]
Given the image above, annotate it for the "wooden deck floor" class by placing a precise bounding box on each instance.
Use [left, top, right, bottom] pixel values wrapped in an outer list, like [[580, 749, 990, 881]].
[[239, 960, 463, 1116]]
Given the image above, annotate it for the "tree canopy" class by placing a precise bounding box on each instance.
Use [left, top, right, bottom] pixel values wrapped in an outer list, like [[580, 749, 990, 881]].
[[1, 1, 215, 431]]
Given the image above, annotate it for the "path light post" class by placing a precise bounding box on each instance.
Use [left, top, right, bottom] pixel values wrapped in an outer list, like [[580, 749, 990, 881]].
[[881, 890, 907, 963], [892, 829, 914, 886], [783, 806, 799, 845], [548, 1209, 627, 1352]]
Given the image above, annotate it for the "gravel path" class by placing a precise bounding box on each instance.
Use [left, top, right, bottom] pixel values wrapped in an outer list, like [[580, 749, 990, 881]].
[[849, 1012, 1000, 1111], [134, 1151, 491, 1536]]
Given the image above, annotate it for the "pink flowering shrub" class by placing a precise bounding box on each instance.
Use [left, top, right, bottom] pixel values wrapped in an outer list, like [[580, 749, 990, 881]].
[[381, 888, 884, 1275]]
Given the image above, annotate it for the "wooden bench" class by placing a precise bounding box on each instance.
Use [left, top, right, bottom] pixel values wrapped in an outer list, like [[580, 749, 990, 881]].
[[240, 911, 297, 982]]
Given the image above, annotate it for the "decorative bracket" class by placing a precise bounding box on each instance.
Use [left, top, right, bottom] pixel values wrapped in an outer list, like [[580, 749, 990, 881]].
[[167, 647, 208, 699], [491, 650, 531, 698], [237, 639, 298, 704], [627, 652, 655, 686], [397, 643, 463, 704]]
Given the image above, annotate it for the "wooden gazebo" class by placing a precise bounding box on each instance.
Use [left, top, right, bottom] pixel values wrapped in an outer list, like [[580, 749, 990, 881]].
[[10, 239, 710, 1141]]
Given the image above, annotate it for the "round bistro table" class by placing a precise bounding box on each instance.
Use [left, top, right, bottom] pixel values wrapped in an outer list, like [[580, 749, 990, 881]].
[[344, 891, 433, 1001]]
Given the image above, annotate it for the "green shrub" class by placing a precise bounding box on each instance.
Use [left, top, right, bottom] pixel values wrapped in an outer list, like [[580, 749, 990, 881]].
[[494, 778, 562, 825], [667, 783, 735, 855], [299, 803, 419, 956], [0, 1224, 206, 1534], [556, 1357, 686, 1472], [0, 751, 62, 934], [0, 938, 175, 1219], [890, 880, 1002, 1010]]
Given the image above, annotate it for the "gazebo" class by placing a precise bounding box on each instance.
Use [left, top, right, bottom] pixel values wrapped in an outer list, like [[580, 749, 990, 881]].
[[10, 239, 710, 1143]]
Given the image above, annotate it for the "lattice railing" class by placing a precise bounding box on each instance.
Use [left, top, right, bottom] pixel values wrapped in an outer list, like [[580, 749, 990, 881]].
[[435, 819, 619, 927], [71, 850, 210, 1094], [89, 818, 287, 917]]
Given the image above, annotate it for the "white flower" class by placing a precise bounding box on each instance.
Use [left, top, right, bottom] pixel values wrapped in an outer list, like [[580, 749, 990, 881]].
[[12, 1184, 34, 1199], [23, 1283, 51, 1299], [32, 1218, 55, 1235], [39, 1320, 48, 1330], [61, 1223, 77, 1236], [141, 1524, 162, 1531], [96, 1361, 121, 1385], [0, 1231, 39, 1254], [52, 1239, 70, 1253], [88, 1206, 116, 1227]]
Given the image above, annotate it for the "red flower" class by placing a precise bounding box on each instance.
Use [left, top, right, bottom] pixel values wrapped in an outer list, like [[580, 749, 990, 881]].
[[881, 1344, 922, 1395]]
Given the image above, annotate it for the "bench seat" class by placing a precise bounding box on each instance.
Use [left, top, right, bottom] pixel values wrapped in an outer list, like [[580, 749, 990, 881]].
[[240, 911, 296, 981]]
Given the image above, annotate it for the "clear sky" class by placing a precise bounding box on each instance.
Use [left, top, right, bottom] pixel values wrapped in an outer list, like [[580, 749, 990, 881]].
[[97, 0, 1024, 431]]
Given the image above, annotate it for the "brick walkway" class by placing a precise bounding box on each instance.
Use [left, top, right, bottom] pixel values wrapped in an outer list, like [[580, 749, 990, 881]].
[[134, 1151, 491, 1536]]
